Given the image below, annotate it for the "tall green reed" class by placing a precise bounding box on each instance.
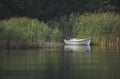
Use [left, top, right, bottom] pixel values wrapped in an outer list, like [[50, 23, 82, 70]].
[[58, 12, 120, 46], [0, 12, 120, 48]]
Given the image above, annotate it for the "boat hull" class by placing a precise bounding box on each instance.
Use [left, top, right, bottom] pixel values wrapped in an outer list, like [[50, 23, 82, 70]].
[[64, 38, 91, 45]]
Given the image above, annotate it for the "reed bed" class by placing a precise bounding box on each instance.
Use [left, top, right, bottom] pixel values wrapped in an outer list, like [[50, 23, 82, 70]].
[[0, 12, 120, 48], [58, 12, 120, 46]]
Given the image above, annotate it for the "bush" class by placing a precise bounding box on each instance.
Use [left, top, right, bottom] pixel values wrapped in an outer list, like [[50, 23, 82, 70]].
[[0, 17, 62, 48]]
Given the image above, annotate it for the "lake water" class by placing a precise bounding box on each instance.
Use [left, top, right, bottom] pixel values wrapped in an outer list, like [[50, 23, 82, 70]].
[[0, 45, 120, 79]]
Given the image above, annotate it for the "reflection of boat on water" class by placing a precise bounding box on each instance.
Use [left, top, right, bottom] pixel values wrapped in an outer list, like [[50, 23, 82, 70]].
[[64, 38, 91, 45], [64, 45, 91, 52]]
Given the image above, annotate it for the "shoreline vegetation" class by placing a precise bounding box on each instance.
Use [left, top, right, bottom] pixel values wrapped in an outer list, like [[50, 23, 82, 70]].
[[0, 12, 120, 49]]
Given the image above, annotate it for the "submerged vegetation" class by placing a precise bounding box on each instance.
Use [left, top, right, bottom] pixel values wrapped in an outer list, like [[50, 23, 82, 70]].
[[0, 12, 120, 48]]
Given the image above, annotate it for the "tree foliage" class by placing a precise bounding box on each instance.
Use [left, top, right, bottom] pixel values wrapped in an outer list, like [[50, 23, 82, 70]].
[[0, 0, 120, 20]]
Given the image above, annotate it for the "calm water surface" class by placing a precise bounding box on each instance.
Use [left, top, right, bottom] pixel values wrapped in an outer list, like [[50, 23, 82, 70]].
[[0, 45, 120, 79]]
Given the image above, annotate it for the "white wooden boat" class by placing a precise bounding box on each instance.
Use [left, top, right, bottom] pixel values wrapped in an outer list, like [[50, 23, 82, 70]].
[[64, 38, 91, 45]]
